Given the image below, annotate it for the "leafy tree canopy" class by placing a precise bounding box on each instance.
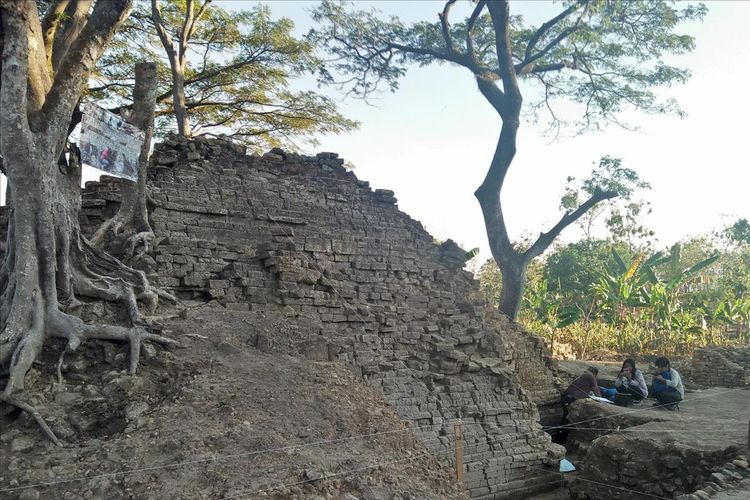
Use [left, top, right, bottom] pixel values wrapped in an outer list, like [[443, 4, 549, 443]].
[[724, 218, 750, 246], [560, 155, 653, 244], [310, 0, 706, 132], [91, 1, 358, 150]]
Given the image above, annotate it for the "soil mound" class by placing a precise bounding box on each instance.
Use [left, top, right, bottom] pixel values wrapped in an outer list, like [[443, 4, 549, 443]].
[[0, 304, 466, 500]]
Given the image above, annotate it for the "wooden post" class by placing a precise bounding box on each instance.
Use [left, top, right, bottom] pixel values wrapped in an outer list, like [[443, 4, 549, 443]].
[[455, 420, 464, 484]]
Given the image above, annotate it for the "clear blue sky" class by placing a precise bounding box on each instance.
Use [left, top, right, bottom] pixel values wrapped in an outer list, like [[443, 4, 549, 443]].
[[3, 1, 747, 262]]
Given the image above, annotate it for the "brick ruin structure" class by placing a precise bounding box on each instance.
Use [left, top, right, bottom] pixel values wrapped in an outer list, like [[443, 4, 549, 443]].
[[691, 346, 750, 388], [1, 136, 566, 498]]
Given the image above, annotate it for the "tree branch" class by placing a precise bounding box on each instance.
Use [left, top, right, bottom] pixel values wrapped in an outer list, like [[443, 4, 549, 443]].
[[151, 0, 177, 62], [0, 0, 31, 145], [40, 0, 133, 149], [523, 0, 587, 63], [526, 61, 572, 74], [41, 0, 70, 62], [475, 76, 505, 115], [518, 1, 590, 74], [525, 189, 619, 260], [438, 0, 457, 53], [465, 0, 486, 64], [386, 41, 488, 76], [180, 0, 195, 58], [139, 53, 270, 109], [485, 1, 521, 114], [51, 0, 93, 71], [25, 5, 53, 115], [185, 0, 212, 42]]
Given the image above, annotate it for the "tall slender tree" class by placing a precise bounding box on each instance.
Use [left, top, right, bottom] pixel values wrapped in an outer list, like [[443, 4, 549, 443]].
[[150, 0, 211, 137], [92, 1, 357, 149], [310, 0, 706, 319]]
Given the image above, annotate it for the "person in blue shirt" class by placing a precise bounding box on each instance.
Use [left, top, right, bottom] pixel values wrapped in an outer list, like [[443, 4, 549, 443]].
[[651, 357, 684, 410]]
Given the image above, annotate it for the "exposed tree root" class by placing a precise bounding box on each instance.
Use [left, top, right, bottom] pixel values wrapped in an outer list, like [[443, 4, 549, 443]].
[[46, 309, 179, 376], [1, 226, 180, 445], [0, 393, 62, 447], [88, 216, 124, 248], [56, 349, 66, 385], [74, 234, 179, 321], [125, 231, 155, 257], [1, 301, 180, 446]]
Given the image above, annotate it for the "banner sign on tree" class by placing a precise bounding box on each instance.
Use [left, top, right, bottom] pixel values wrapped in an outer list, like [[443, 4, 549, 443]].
[[80, 104, 145, 182]]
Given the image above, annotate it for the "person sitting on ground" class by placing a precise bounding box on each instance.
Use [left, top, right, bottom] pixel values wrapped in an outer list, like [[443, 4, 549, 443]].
[[562, 366, 602, 404], [651, 357, 684, 410], [615, 358, 648, 403], [555, 366, 602, 443]]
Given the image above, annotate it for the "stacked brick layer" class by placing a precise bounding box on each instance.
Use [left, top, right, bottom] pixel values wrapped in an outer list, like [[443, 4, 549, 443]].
[[691, 347, 750, 387]]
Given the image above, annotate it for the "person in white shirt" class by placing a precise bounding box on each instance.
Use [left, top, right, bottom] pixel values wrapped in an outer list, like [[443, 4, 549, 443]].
[[615, 358, 648, 402]]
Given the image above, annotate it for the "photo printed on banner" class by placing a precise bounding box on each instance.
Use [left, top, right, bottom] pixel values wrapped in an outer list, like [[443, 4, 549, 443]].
[[80, 104, 145, 182]]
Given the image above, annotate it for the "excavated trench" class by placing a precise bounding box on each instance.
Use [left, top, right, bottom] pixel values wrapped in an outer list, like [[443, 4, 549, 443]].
[[555, 388, 750, 499]]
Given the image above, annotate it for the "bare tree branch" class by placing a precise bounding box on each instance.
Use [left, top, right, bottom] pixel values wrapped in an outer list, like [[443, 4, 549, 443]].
[[438, 0, 457, 53], [185, 0, 212, 41], [465, 0, 487, 64], [151, 0, 177, 61], [523, 0, 587, 63], [525, 188, 619, 260], [518, 1, 590, 74]]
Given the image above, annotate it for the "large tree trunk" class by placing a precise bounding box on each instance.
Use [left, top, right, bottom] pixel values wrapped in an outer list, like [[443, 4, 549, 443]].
[[171, 60, 191, 137], [1, 0, 175, 445], [474, 75, 525, 319], [498, 257, 528, 321], [90, 62, 158, 252], [475, 1, 619, 321]]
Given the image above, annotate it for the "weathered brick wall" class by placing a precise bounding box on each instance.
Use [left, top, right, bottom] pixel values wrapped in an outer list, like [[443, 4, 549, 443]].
[[35, 135, 566, 498], [691, 347, 750, 387]]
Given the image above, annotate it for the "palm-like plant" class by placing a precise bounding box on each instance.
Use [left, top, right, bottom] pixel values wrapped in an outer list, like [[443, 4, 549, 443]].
[[593, 247, 720, 331]]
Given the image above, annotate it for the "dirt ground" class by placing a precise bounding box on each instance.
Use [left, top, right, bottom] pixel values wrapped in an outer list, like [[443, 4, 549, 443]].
[[0, 304, 467, 500]]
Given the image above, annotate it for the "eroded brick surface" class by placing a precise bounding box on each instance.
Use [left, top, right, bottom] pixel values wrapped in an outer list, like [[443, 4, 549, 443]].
[[691, 347, 750, 388]]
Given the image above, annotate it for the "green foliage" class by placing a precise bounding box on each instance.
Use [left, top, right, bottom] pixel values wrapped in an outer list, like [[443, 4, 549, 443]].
[[476, 259, 503, 309], [582, 156, 650, 199], [605, 200, 656, 250], [477, 235, 749, 357], [545, 239, 626, 305], [725, 218, 750, 245], [92, 2, 357, 150], [560, 156, 653, 244]]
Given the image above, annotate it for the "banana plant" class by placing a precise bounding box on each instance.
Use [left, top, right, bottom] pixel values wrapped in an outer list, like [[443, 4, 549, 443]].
[[706, 297, 750, 337], [591, 249, 660, 324], [592, 247, 720, 329]]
